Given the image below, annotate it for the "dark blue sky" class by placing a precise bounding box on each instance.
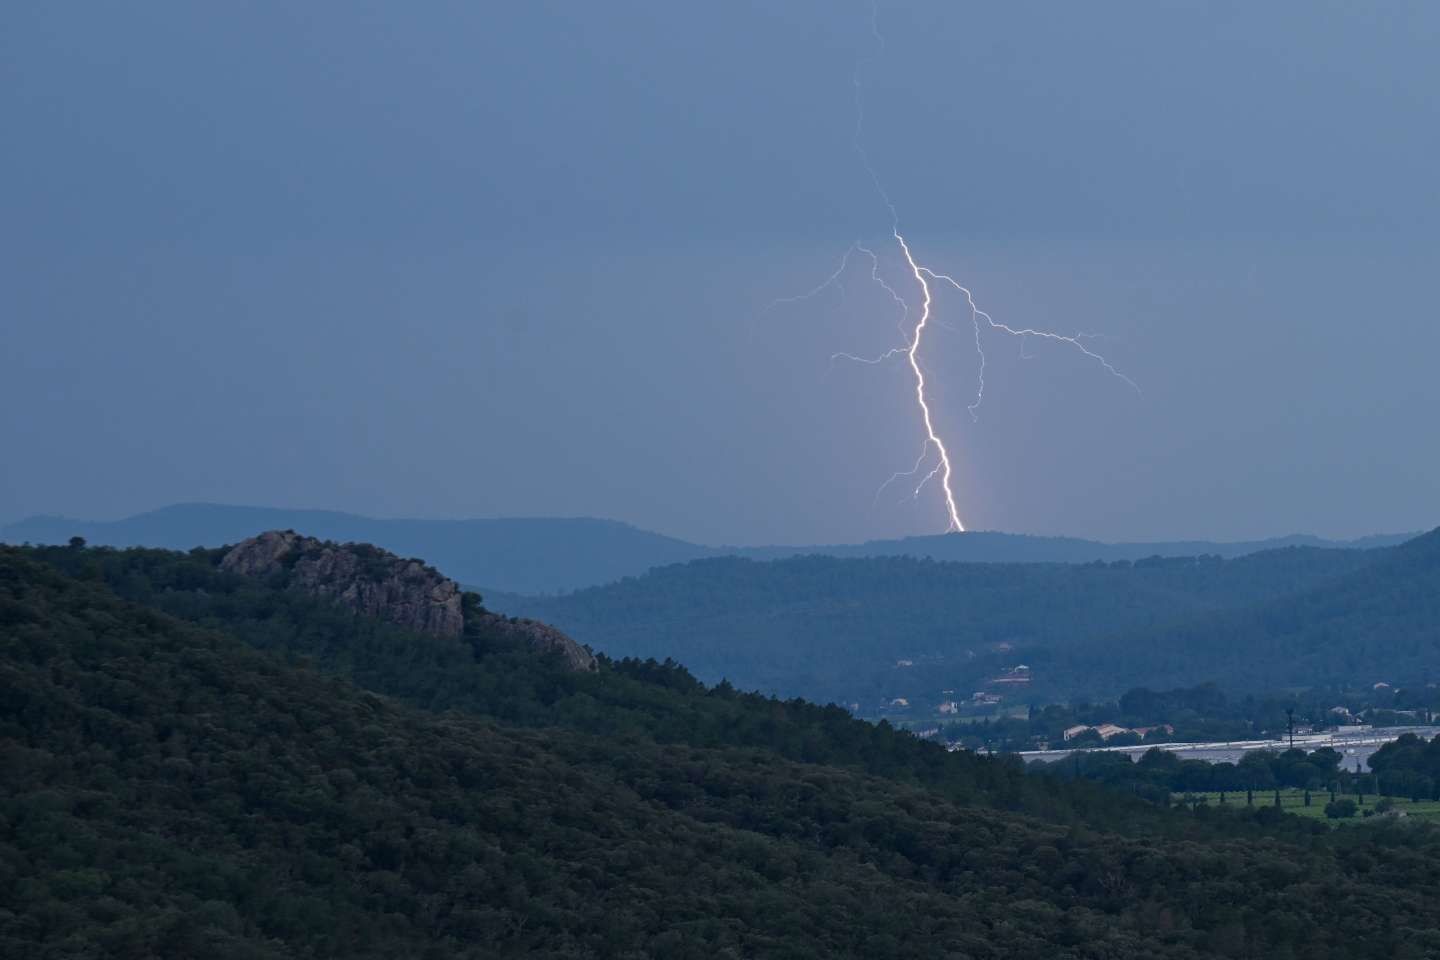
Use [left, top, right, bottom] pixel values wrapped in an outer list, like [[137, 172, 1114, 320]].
[[4, 2, 1436, 544]]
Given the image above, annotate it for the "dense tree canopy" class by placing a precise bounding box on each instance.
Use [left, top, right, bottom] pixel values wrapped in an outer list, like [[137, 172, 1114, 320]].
[[6, 544, 1440, 958], [497, 531, 1440, 705]]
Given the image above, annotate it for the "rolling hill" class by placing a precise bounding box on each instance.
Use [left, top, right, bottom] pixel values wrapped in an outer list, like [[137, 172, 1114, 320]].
[[493, 529, 1440, 707], [489, 544, 1390, 705], [1099, 525, 1440, 692], [1, 502, 1415, 594]]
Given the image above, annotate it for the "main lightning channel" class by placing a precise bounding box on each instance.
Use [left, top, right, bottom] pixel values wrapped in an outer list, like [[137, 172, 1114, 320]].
[[893, 230, 964, 532], [769, 2, 1138, 534]]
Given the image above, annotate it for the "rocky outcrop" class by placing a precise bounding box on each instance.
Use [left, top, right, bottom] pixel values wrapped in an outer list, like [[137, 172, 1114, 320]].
[[219, 530, 596, 671], [221, 530, 463, 638], [471, 612, 597, 672]]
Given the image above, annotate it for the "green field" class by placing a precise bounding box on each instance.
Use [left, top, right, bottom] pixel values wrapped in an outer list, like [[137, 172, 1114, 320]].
[[1176, 788, 1440, 824]]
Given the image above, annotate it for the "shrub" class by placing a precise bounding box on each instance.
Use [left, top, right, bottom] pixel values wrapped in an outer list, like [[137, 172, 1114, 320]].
[[1325, 799, 1358, 819]]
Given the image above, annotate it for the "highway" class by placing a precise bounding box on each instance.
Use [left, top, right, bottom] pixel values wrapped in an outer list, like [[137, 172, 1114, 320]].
[[1016, 725, 1440, 772]]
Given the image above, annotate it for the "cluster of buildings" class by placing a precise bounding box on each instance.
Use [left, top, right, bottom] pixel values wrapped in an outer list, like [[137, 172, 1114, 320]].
[[935, 666, 1034, 714], [988, 665, 1032, 687], [885, 664, 1037, 719], [938, 692, 999, 713], [1062, 722, 1175, 742]]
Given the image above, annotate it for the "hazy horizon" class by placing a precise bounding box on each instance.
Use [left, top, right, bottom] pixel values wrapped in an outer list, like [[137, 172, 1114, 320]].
[[6, 2, 1438, 545], [1, 499, 1426, 552]]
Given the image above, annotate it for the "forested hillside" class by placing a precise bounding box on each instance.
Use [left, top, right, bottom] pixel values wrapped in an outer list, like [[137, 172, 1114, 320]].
[[1096, 526, 1440, 691], [493, 545, 1387, 703], [9, 543, 1440, 957]]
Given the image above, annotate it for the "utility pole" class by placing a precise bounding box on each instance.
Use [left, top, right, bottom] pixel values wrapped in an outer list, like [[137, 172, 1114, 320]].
[[1286, 707, 1295, 749]]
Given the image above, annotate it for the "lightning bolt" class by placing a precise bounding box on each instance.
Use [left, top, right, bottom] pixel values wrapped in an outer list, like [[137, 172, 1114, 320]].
[[893, 229, 964, 531], [763, 245, 855, 313], [770, 2, 1138, 533], [918, 266, 1142, 421]]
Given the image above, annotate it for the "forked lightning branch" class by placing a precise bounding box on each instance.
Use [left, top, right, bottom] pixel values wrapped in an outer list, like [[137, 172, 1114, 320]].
[[771, 4, 1140, 533]]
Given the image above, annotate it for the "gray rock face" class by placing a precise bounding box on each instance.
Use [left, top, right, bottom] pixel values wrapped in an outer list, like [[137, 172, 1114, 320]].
[[219, 530, 597, 671], [218, 528, 302, 578], [472, 612, 597, 672], [220, 530, 463, 638]]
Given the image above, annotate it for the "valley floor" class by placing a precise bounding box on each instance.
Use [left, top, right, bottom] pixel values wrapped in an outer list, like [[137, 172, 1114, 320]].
[[1178, 789, 1440, 825]]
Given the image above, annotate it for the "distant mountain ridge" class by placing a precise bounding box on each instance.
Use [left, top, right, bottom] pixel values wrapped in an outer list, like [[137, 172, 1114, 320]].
[[491, 526, 1440, 705], [1, 504, 709, 595], [1103, 525, 1440, 692], [1, 502, 1418, 595], [489, 543, 1395, 703], [736, 529, 1417, 565]]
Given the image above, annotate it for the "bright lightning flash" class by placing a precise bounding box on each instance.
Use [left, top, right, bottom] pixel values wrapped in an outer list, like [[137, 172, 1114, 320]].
[[769, 4, 1139, 534], [892, 230, 963, 531]]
